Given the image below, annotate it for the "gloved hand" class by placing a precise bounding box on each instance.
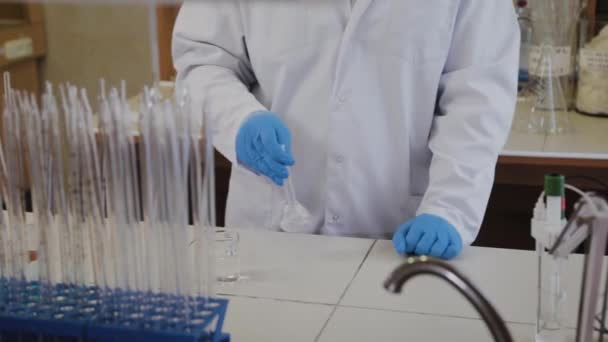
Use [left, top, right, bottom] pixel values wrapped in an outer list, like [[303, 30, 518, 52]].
[[236, 111, 295, 186], [392, 214, 463, 260]]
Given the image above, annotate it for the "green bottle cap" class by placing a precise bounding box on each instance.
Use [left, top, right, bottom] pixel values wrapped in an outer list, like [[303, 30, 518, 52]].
[[544, 174, 565, 197]]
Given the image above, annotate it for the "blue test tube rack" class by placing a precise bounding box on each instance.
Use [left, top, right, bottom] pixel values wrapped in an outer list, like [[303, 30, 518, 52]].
[[0, 279, 230, 342]]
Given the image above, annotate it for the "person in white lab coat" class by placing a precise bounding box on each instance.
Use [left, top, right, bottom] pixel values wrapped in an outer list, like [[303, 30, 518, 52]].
[[172, 0, 520, 259]]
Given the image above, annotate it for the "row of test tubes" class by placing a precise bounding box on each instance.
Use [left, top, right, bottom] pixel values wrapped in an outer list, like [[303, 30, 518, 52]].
[[0, 72, 218, 333]]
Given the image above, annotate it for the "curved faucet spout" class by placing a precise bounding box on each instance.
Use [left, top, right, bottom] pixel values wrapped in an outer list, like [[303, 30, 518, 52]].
[[384, 256, 513, 342]]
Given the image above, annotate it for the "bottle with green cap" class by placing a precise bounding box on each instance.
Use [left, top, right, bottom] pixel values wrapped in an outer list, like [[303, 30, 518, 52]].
[[544, 174, 565, 232]]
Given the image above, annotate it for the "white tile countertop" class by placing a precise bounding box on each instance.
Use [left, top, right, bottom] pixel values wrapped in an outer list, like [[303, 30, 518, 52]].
[[502, 100, 608, 159], [215, 229, 373, 304], [22, 207, 601, 340], [340, 240, 589, 329], [502, 101, 547, 154], [21, 214, 597, 341], [221, 296, 333, 342], [215, 232, 596, 341], [317, 306, 571, 342], [543, 112, 608, 156]]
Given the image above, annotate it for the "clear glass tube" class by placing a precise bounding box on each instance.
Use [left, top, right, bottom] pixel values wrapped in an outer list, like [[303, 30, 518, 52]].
[[536, 242, 568, 342], [1, 75, 217, 331], [2, 74, 29, 297]]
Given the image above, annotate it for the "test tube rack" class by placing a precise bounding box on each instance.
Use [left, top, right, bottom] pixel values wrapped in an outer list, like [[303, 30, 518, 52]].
[[0, 279, 230, 342]]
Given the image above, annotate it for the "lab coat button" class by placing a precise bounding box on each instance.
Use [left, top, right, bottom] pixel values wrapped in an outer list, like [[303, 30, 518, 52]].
[[336, 155, 344, 163], [332, 215, 340, 222]]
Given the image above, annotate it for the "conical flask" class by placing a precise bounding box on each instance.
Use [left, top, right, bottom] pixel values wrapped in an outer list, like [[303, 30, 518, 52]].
[[278, 145, 313, 233], [279, 172, 313, 233], [526, 44, 572, 135]]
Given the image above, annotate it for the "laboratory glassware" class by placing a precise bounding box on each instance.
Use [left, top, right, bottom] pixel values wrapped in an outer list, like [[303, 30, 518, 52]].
[[214, 229, 240, 283], [278, 144, 313, 233], [531, 174, 569, 342], [525, 44, 572, 135], [531, 175, 608, 342], [523, 0, 585, 134], [1, 78, 218, 329], [536, 248, 568, 342], [2, 73, 29, 302], [280, 174, 313, 233]]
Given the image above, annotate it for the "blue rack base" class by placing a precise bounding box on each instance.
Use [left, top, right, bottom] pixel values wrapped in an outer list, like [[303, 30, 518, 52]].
[[0, 280, 230, 342]]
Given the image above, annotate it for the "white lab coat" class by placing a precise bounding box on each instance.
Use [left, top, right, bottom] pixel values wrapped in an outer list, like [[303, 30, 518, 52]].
[[173, 0, 520, 245]]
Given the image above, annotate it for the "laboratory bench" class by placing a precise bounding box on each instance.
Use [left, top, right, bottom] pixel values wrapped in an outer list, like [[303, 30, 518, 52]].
[[20, 216, 595, 342], [122, 88, 608, 250], [501, 102, 608, 166], [213, 229, 587, 342]]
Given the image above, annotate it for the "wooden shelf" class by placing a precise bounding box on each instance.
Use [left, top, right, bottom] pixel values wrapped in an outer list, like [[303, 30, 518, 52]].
[[0, 22, 46, 68], [0, 3, 46, 104], [156, 5, 179, 81]]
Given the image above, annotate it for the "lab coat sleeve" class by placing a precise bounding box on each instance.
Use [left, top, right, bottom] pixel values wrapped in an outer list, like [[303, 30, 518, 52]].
[[172, 1, 265, 163], [416, 0, 520, 245]]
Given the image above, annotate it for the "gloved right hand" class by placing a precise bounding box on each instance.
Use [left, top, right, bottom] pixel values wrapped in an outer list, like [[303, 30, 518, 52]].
[[392, 214, 463, 260], [236, 111, 295, 186]]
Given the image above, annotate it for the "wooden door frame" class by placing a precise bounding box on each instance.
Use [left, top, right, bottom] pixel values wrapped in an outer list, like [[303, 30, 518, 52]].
[[589, 0, 597, 21], [156, 5, 180, 81]]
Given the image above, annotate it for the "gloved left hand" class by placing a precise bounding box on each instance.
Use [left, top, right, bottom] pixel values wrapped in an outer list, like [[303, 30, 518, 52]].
[[392, 214, 463, 260]]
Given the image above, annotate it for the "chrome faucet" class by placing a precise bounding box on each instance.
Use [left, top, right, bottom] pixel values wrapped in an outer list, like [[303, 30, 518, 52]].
[[384, 256, 513, 342]]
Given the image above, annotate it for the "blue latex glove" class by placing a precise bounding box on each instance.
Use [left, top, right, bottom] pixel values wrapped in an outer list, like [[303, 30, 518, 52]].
[[236, 111, 295, 186], [392, 214, 463, 260]]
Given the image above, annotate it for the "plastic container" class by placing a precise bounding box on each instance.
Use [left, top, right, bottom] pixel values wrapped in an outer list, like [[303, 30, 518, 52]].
[[576, 19, 608, 116]]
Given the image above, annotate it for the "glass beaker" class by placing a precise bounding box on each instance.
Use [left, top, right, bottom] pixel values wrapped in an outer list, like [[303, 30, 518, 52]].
[[214, 229, 240, 283], [576, 19, 608, 116]]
